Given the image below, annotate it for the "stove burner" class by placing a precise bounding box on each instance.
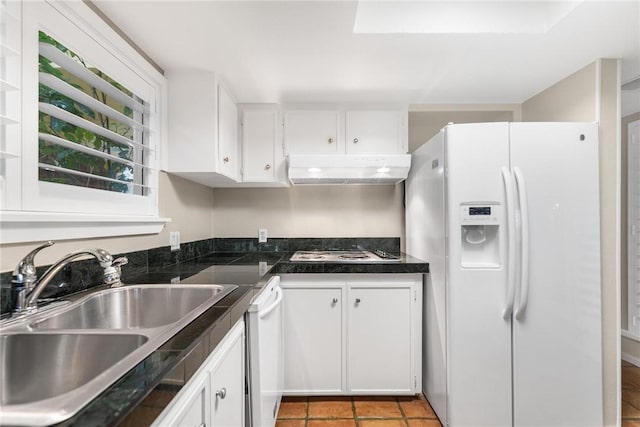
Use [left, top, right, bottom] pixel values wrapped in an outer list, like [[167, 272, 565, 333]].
[[289, 250, 400, 263], [298, 254, 327, 260], [338, 253, 370, 259]]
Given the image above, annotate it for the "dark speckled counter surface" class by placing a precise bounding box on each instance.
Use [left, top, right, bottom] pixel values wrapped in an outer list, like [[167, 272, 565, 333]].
[[38, 251, 429, 427]]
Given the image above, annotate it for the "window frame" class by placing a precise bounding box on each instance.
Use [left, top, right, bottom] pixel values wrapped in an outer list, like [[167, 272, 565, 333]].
[[0, 0, 169, 244]]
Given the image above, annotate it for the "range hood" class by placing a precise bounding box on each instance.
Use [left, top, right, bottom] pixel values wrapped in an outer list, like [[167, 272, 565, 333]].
[[287, 154, 411, 185]]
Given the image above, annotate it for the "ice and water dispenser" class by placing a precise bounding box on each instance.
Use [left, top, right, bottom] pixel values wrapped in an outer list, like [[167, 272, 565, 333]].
[[460, 204, 500, 268]]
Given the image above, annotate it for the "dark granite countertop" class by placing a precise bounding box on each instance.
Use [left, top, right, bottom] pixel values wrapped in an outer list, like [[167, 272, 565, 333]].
[[23, 251, 429, 427]]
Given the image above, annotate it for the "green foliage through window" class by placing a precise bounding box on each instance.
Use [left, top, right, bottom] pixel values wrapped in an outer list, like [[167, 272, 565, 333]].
[[38, 30, 148, 195]]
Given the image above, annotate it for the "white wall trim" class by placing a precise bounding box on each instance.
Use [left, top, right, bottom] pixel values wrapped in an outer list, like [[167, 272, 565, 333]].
[[622, 350, 640, 368], [622, 329, 640, 342], [622, 328, 640, 367], [615, 57, 622, 427], [0, 212, 170, 244]]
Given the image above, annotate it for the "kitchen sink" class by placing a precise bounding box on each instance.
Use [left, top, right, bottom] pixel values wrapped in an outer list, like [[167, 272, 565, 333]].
[[0, 283, 238, 426], [0, 333, 148, 405], [30, 285, 235, 330]]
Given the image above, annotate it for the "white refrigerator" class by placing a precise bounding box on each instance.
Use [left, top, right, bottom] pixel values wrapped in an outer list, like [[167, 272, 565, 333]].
[[406, 122, 603, 427]]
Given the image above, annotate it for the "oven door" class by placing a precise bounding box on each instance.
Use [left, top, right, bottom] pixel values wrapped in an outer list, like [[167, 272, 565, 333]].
[[247, 276, 283, 427]]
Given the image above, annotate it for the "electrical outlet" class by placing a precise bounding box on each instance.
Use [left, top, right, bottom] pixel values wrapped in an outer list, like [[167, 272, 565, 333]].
[[259, 261, 268, 276], [170, 231, 180, 251], [258, 228, 268, 243]]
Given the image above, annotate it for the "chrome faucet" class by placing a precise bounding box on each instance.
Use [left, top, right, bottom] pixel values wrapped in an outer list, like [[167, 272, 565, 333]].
[[12, 242, 128, 314]]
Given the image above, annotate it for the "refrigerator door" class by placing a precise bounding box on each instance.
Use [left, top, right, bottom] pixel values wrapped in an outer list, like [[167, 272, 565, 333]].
[[510, 122, 602, 427], [445, 123, 513, 427], [406, 130, 447, 424]]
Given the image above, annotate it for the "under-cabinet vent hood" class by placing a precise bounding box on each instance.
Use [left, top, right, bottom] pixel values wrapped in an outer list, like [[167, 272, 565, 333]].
[[287, 154, 411, 185]]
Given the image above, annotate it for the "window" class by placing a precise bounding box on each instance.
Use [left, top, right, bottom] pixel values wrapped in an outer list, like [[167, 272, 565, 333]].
[[0, 0, 167, 243], [38, 30, 151, 197]]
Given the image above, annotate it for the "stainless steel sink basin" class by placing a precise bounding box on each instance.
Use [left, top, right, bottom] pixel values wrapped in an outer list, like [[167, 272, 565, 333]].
[[0, 333, 147, 405], [0, 283, 238, 426], [30, 285, 234, 330]]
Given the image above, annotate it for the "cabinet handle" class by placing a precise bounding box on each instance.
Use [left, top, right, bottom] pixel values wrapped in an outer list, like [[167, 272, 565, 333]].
[[216, 388, 227, 399], [265, 164, 271, 170], [223, 157, 230, 163], [328, 137, 334, 144], [353, 138, 359, 144], [355, 298, 361, 304], [332, 298, 338, 304]]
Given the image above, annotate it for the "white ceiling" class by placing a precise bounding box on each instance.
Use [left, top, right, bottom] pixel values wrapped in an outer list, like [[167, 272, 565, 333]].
[[94, 0, 640, 106]]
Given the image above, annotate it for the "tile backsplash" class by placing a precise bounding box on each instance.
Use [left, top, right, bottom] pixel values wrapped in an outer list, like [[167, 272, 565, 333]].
[[0, 237, 400, 315]]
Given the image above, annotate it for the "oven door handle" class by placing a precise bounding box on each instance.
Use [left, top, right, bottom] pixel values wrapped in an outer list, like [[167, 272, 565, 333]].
[[259, 286, 283, 319]]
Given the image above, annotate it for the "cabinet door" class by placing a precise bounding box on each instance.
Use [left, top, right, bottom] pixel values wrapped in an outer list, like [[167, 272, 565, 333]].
[[210, 324, 244, 427], [218, 85, 240, 180], [242, 109, 281, 182], [282, 286, 344, 394], [347, 284, 414, 393], [176, 386, 207, 427], [345, 111, 404, 154], [284, 111, 342, 154], [153, 373, 208, 427]]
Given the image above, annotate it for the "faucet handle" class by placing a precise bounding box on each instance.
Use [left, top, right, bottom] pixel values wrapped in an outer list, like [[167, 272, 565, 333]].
[[104, 256, 128, 288], [12, 241, 55, 286]]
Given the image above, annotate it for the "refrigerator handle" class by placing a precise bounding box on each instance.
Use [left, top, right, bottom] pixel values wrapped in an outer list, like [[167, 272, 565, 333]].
[[514, 167, 530, 320], [501, 167, 517, 320]]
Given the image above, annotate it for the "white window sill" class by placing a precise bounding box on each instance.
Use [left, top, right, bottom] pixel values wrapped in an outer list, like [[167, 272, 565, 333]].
[[0, 211, 171, 244]]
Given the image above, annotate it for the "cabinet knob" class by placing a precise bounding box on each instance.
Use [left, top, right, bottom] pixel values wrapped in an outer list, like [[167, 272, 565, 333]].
[[265, 164, 271, 170], [223, 157, 230, 163], [353, 138, 359, 144], [216, 388, 227, 399], [355, 298, 361, 304], [328, 137, 334, 144], [332, 298, 338, 304]]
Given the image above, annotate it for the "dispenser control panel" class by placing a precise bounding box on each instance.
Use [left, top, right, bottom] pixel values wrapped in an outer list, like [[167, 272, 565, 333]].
[[469, 206, 491, 216], [461, 205, 499, 224]]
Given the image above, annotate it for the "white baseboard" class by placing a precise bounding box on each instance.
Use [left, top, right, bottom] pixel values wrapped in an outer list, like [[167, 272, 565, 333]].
[[622, 351, 640, 367]]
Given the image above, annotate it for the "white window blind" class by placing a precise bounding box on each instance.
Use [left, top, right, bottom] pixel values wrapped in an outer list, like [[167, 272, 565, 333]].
[[630, 120, 640, 334], [37, 31, 153, 196]]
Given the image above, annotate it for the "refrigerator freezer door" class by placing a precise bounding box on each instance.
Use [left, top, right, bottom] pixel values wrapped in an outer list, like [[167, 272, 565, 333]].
[[406, 130, 447, 424], [510, 122, 602, 427], [445, 123, 512, 427]]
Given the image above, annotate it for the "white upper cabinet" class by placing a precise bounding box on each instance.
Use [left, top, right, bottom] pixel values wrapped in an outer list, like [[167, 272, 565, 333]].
[[284, 108, 407, 155], [218, 85, 240, 181], [165, 70, 240, 186], [241, 107, 287, 185], [284, 110, 343, 155], [345, 111, 404, 154]]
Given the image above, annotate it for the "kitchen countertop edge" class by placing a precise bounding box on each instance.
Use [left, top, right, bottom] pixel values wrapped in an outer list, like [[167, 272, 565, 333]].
[[47, 251, 428, 427]]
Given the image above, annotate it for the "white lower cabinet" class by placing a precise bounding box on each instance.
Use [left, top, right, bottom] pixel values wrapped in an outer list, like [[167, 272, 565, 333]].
[[210, 324, 244, 426], [152, 320, 245, 427], [347, 284, 415, 394], [282, 284, 344, 394], [281, 274, 422, 396]]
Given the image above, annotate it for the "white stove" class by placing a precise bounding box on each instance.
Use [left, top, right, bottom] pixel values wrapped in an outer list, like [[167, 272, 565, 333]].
[[289, 250, 400, 262]]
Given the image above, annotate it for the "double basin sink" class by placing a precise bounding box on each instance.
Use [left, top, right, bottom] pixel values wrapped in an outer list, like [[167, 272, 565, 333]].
[[0, 284, 237, 426]]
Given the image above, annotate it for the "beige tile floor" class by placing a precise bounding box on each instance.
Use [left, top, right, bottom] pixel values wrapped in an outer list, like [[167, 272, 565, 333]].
[[276, 395, 443, 427]]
